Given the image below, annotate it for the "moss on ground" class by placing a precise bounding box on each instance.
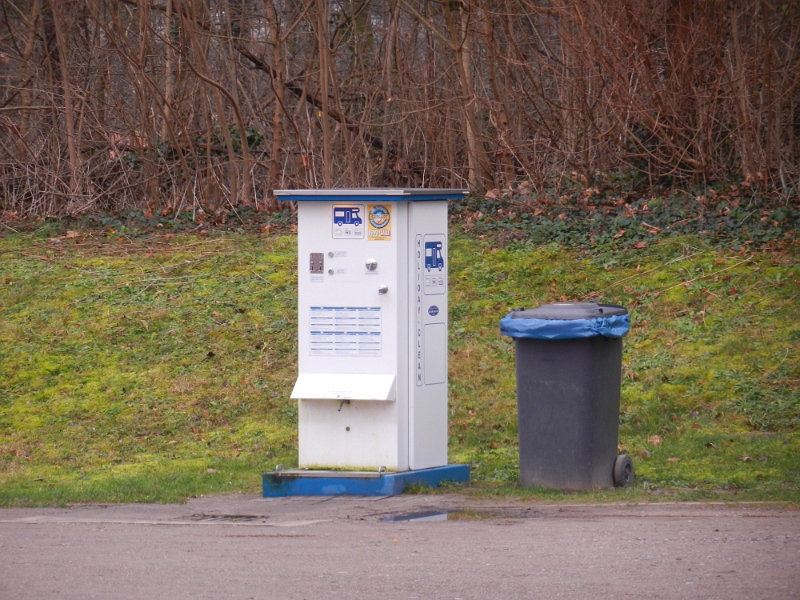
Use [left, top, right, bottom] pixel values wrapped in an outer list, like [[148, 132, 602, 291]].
[[0, 229, 797, 504], [447, 233, 799, 501]]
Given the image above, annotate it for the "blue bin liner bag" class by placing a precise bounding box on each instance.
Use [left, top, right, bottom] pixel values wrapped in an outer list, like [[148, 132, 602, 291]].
[[500, 313, 630, 340]]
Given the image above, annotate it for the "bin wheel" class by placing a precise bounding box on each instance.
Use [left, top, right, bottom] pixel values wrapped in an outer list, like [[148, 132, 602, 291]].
[[614, 454, 634, 487]]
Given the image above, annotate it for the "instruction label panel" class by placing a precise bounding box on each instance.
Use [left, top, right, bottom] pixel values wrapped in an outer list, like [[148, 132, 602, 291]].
[[309, 307, 381, 356], [331, 205, 365, 239]]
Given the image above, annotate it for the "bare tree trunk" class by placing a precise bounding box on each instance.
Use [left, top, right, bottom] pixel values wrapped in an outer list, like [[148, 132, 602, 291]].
[[265, 0, 285, 208], [175, 0, 248, 206], [163, 0, 174, 141], [315, 0, 332, 187], [378, 0, 399, 186], [50, 0, 80, 198], [18, 0, 42, 150], [218, 0, 251, 204], [479, 0, 515, 186], [443, 2, 492, 189]]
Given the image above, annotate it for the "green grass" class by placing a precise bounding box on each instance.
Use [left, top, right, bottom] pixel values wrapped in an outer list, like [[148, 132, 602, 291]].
[[0, 228, 798, 505], [0, 233, 298, 505], [446, 234, 799, 502]]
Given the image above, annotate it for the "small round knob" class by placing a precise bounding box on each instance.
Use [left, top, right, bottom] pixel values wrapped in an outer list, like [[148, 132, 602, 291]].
[[328, 269, 334, 275], [378, 284, 388, 295], [365, 258, 378, 271]]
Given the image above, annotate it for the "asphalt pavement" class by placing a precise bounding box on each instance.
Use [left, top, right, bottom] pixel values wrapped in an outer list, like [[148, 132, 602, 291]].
[[1, 494, 798, 599]]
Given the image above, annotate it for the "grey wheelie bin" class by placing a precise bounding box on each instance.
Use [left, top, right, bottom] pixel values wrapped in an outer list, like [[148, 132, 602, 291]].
[[500, 302, 633, 490]]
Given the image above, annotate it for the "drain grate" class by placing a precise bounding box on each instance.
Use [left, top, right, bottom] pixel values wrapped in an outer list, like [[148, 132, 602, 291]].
[[185, 513, 269, 523]]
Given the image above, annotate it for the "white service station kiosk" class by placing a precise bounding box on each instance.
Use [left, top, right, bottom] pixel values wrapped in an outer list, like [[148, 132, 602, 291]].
[[264, 189, 469, 496]]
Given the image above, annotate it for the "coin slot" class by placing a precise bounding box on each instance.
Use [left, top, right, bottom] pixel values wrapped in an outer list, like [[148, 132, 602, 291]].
[[310, 253, 324, 273]]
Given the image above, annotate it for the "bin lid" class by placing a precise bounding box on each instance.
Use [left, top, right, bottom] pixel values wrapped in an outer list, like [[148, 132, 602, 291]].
[[511, 302, 627, 320], [500, 302, 630, 339]]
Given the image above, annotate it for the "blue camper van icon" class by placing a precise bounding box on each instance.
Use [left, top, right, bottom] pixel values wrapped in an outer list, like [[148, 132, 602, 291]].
[[425, 241, 444, 271], [333, 206, 362, 227]]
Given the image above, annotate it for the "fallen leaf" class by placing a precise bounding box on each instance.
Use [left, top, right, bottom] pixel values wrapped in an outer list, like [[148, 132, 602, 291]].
[[740, 456, 753, 462], [65, 230, 79, 239], [648, 435, 663, 446], [206, 468, 218, 474], [639, 449, 652, 458], [667, 457, 680, 462], [632, 241, 647, 249]]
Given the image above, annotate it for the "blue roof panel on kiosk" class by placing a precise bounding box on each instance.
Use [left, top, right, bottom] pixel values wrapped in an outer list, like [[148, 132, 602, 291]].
[[274, 188, 468, 202]]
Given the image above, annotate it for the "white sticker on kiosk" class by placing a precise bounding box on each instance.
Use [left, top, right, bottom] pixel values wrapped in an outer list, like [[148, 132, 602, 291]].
[[331, 205, 365, 239]]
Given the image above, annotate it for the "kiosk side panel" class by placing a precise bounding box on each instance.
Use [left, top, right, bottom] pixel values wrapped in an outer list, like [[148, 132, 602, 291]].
[[408, 201, 449, 470]]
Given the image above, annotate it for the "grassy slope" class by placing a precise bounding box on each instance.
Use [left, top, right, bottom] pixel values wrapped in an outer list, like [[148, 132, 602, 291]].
[[0, 230, 797, 505], [448, 234, 799, 500], [1, 234, 299, 503]]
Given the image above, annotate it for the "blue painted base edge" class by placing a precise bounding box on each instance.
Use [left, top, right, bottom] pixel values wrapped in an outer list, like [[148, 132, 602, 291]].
[[262, 464, 470, 497]]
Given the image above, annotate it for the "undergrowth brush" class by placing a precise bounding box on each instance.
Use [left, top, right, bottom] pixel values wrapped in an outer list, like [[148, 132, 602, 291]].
[[453, 176, 798, 252]]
